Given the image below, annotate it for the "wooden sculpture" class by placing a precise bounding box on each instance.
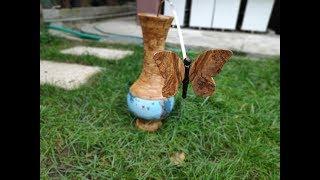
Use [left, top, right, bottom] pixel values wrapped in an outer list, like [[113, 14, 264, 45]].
[[153, 49, 232, 98], [127, 13, 174, 132], [127, 2, 233, 132]]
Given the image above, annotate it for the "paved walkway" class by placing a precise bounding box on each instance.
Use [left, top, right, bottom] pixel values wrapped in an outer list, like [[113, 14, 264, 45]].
[[61, 46, 133, 60], [41, 45, 133, 89], [79, 16, 280, 56], [40, 60, 102, 90]]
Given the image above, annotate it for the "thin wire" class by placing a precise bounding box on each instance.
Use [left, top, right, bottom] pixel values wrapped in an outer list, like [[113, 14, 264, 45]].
[[165, 0, 187, 59]]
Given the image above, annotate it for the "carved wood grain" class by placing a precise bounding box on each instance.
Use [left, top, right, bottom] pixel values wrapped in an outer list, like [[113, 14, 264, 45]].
[[130, 13, 174, 100], [153, 51, 184, 97], [189, 49, 233, 97]]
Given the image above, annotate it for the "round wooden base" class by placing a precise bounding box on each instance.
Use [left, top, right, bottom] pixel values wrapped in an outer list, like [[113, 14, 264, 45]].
[[135, 119, 162, 132]]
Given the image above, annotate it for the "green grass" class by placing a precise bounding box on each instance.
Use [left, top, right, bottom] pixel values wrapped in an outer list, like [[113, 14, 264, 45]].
[[40, 31, 280, 179]]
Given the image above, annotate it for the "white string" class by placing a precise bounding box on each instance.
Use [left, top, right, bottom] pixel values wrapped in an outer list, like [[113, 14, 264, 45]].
[[166, 0, 187, 59]]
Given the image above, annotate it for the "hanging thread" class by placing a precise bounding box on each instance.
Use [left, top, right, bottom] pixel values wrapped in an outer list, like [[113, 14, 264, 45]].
[[165, 0, 187, 60]]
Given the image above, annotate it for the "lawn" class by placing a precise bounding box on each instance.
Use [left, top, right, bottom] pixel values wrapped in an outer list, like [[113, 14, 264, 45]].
[[40, 30, 280, 179]]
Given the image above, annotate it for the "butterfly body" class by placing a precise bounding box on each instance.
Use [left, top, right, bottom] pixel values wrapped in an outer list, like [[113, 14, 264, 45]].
[[153, 49, 232, 98], [181, 57, 191, 98]]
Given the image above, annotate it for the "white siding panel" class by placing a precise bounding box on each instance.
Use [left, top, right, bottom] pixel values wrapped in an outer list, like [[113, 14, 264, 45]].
[[241, 0, 275, 32], [164, 0, 187, 26], [189, 0, 215, 28], [211, 0, 241, 30]]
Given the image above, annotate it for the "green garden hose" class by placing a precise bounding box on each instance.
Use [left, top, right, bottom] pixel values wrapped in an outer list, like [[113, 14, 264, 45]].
[[48, 24, 101, 41]]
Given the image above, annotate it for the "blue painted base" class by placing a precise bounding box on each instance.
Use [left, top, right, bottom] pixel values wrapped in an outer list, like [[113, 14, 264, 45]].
[[127, 92, 174, 121]]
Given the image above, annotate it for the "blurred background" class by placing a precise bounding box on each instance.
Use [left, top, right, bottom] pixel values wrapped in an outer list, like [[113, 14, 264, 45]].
[[40, 0, 279, 57], [41, 0, 279, 34]]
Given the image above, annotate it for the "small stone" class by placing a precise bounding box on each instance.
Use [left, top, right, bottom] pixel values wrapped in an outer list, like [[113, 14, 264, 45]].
[[170, 152, 186, 166]]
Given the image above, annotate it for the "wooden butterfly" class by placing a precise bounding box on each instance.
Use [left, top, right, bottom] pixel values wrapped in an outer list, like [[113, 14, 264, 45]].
[[153, 49, 232, 98]]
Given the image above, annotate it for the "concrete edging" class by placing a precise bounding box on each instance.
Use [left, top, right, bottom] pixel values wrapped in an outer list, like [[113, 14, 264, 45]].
[[43, 3, 136, 22]]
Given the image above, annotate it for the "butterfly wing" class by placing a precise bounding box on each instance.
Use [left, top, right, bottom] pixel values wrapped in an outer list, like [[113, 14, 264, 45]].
[[189, 49, 232, 97], [153, 51, 184, 97]]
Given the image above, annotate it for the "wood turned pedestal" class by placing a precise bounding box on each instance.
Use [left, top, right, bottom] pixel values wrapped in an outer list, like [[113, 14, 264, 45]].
[[135, 119, 163, 132]]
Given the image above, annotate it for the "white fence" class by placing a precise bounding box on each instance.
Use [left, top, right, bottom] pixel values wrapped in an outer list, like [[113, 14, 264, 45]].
[[241, 0, 275, 32], [164, 0, 187, 26], [164, 0, 276, 32]]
